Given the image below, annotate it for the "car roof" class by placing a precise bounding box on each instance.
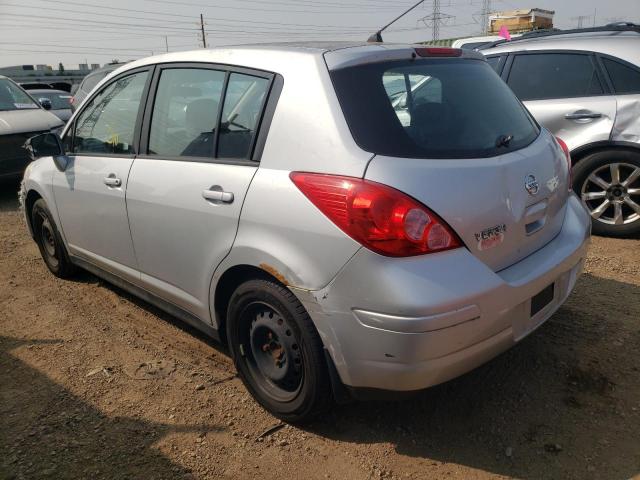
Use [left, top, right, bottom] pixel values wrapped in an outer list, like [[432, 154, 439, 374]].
[[480, 28, 640, 65], [108, 42, 483, 79], [28, 89, 69, 94]]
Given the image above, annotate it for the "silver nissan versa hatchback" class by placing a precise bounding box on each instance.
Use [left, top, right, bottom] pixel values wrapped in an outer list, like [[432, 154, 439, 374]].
[[20, 43, 590, 422]]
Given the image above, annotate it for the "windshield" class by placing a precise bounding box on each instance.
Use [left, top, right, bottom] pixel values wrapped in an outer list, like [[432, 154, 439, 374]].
[[330, 58, 539, 159], [34, 91, 73, 110], [0, 79, 39, 111]]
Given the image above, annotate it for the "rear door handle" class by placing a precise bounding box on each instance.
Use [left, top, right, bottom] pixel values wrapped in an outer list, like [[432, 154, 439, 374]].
[[202, 188, 234, 203], [103, 174, 122, 187], [564, 110, 602, 120]]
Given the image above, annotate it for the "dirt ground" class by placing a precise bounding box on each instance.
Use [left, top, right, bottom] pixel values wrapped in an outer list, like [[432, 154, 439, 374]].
[[1, 178, 639, 480]]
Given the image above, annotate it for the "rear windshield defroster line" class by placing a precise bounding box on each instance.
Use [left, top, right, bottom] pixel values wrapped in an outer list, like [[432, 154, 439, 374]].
[[329, 58, 540, 159]]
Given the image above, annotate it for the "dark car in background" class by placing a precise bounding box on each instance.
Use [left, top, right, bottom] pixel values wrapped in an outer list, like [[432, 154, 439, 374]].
[[29, 89, 73, 122], [70, 63, 125, 111], [0, 76, 63, 179]]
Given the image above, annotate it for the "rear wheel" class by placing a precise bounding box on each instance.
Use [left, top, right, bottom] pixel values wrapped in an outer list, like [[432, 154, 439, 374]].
[[32, 199, 76, 278], [572, 150, 640, 237], [226, 278, 331, 423]]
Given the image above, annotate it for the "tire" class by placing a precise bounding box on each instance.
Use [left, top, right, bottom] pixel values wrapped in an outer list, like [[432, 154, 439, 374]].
[[31, 199, 76, 278], [572, 149, 640, 237], [226, 278, 332, 423]]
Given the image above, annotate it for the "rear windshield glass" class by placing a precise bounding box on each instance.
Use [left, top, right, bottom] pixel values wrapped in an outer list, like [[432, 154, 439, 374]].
[[35, 91, 72, 109], [330, 58, 539, 159]]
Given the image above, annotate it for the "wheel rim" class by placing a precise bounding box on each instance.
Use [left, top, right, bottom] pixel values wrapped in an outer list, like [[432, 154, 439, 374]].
[[580, 162, 640, 226], [39, 213, 59, 267], [238, 301, 304, 403]]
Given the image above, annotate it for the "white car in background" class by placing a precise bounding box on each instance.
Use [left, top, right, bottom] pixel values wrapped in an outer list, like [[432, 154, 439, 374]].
[[0, 76, 64, 179]]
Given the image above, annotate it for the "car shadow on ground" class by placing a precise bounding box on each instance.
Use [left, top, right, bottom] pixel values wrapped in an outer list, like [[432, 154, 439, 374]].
[[304, 273, 640, 479], [0, 178, 20, 212], [0, 335, 224, 479]]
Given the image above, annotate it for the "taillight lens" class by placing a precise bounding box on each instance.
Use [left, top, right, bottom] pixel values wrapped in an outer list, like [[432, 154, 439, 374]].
[[555, 137, 572, 191], [290, 172, 462, 257]]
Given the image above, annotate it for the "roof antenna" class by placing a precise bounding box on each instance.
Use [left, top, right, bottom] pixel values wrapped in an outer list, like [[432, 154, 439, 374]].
[[368, 0, 428, 43]]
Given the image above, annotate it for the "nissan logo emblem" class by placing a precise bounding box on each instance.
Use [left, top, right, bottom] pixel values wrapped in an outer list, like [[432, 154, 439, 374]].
[[525, 174, 539, 195]]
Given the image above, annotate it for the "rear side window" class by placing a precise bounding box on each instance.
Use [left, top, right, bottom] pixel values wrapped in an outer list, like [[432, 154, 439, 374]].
[[217, 73, 270, 159], [507, 53, 603, 100], [330, 58, 539, 159], [73, 71, 148, 154], [148, 68, 225, 158], [602, 57, 640, 94]]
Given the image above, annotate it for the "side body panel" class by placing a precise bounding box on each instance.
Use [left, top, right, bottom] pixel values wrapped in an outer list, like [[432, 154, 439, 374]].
[[51, 155, 139, 283], [524, 96, 617, 151], [126, 159, 258, 321]]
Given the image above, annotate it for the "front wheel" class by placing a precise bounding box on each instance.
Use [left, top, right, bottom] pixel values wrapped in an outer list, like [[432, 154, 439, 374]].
[[572, 150, 640, 237], [32, 199, 76, 278], [226, 278, 332, 422]]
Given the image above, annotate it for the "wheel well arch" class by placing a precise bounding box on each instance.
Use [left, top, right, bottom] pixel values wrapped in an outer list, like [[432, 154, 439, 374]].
[[24, 189, 43, 235], [570, 141, 640, 166], [213, 264, 286, 344]]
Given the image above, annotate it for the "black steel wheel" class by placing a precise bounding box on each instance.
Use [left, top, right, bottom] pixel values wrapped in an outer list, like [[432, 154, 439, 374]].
[[32, 199, 76, 278], [227, 278, 331, 422]]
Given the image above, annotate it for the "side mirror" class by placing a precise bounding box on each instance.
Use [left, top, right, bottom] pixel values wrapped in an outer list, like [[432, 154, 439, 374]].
[[23, 132, 69, 171], [39, 98, 52, 110]]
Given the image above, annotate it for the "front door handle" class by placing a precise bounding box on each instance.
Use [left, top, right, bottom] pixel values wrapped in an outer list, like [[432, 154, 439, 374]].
[[103, 174, 122, 187], [564, 110, 602, 121], [202, 188, 234, 203]]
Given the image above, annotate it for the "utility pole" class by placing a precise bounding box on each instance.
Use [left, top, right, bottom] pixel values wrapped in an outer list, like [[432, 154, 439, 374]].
[[200, 14, 207, 48], [164, 36, 169, 52], [480, 0, 491, 35]]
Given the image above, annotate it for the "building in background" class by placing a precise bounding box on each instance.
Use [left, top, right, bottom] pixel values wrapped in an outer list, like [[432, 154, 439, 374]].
[[489, 8, 555, 34]]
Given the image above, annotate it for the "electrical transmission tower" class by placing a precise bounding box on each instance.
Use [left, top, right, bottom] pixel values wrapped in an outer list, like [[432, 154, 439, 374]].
[[419, 0, 454, 41], [571, 15, 591, 28]]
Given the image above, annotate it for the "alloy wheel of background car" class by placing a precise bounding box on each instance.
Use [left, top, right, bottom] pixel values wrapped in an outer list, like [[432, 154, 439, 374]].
[[31, 199, 76, 278], [573, 151, 640, 237], [226, 278, 331, 422]]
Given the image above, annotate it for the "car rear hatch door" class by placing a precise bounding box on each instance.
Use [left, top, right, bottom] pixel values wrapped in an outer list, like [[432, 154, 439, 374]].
[[365, 133, 570, 271], [328, 47, 571, 271]]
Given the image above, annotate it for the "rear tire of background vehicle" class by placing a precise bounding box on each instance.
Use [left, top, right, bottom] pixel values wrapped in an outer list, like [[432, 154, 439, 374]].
[[32, 199, 76, 278], [572, 150, 640, 237], [226, 278, 332, 423]]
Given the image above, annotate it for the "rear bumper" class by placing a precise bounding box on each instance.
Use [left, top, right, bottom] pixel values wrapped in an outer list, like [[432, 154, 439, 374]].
[[293, 194, 590, 391]]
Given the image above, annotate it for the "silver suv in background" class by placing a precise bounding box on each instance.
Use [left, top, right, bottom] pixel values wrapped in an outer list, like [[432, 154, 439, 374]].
[[70, 63, 125, 112], [21, 44, 589, 421], [481, 24, 640, 236]]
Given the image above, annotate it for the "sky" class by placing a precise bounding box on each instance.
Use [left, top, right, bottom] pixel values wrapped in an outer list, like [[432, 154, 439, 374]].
[[0, 0, 639, 68]]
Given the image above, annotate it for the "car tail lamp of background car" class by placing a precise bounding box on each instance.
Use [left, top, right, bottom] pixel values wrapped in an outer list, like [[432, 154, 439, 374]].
[[555, 136, 572, 191], [290, 172, 462, 257]]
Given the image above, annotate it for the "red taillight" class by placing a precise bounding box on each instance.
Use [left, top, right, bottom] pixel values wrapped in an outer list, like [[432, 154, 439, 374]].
[[415, 47, 462, 57], [290, 172, 462, 257], [555, 137, 572, 191]]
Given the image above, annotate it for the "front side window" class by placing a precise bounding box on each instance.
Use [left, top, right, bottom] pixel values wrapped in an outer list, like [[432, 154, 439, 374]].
[[508, 53, 603, 100], [0, 78, 39, 111], [217, 73, 270, 159], [602, 57, 640, 94], [73, 71, 148, 154], [148, 68, 225, 158]]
